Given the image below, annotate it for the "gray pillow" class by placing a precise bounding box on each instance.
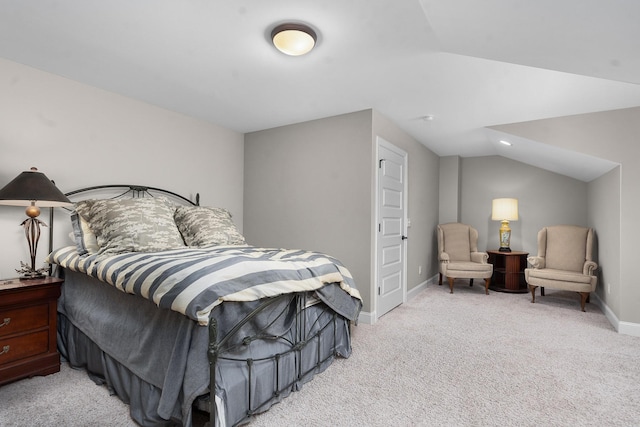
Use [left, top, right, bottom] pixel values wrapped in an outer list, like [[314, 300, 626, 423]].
[[75, 197, 186, 256], [70, 210, 99, 256], [174, 206, 245, 247]]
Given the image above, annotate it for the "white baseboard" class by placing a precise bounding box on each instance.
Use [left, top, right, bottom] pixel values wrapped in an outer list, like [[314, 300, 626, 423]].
[[357, 310, 375, 325], [591, 292, 640, 337], [358, 275, 437, 325], [618, 321, 640, 337], [407, 275, 435, 300]]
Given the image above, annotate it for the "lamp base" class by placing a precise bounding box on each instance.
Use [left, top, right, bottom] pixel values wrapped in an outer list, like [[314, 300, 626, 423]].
[[19, 272, 46, 280], [498, 220, 512, 253], [16, 261, 48, 279]]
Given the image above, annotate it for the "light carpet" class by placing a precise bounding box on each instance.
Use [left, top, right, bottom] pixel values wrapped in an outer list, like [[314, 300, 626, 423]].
[[2, 282, 639, 426]]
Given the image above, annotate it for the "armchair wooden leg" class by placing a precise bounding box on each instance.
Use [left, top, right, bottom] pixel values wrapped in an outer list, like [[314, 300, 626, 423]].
[[579, 292, 589, 312], [483, 278, 490, 295], [529, 285, 537, 304], [541, 286, 545, 296], [439, 273, 443, 286], [448, 277, 454, 294], [469, 278, 474, 287]]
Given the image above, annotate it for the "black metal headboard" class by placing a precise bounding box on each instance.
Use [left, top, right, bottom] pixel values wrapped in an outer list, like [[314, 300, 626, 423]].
[[63, 184, 200, 206], [48, 184, 200, 268]]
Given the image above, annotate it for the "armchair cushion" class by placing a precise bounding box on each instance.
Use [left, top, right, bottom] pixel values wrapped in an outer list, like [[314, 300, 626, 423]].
[[525, 268, 594, 285], [445, 261, 493, 274]]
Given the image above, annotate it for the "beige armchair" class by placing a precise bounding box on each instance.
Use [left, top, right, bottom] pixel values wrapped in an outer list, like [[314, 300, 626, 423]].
[[437, 223, 493, 294], [525, 225, 598, 311]]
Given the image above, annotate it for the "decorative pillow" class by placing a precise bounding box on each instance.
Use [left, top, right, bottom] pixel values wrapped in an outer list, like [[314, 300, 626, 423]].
[[75, 197, 186, 255], [174, 206, 246, 247], [70, 210, 99, 256]]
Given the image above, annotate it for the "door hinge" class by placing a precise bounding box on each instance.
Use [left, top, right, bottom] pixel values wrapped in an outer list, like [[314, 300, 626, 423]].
[[378, 287, 381, 295], [378, 223, 381, 232]]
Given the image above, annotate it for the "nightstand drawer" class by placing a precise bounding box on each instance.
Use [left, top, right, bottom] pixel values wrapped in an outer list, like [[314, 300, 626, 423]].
[[0, 303, 49, 338], [0, 276, 62, 386], [0, 330, 49, 365]]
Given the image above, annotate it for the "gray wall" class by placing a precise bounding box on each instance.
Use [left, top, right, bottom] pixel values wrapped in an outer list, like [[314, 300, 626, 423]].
[[493, 107, 638, 327], [588, 166, 621, 314], [439, 156, 461, 224], [0, 58, 245, 278], [244, 109, 440, 316], [244, 110, 374, 311], [458, 156, 588, 256]]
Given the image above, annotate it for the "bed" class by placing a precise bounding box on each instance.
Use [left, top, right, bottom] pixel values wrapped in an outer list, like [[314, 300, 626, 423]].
[[46, 185, 362, 426]]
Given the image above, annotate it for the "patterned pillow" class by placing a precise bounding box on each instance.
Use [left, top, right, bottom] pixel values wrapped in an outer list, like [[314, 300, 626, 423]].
[[174, 206, 246, 247], [70, 210, 99, 256], [75, 197, 186, 255]]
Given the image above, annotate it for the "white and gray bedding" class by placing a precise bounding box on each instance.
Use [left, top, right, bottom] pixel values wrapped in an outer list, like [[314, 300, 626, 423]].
[[48, 245, 362, 325]]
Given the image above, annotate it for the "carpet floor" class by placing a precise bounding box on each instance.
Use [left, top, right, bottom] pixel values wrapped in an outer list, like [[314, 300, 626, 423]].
[[1, 281, 639, 426]]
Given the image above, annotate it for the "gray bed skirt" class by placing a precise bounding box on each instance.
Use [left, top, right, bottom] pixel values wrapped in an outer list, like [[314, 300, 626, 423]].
[[56, 269, 353, 426], [58, 314, 188, 426]]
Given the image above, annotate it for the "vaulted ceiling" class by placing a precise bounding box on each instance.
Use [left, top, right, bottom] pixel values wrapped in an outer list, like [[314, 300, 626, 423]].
[[1, 0, 638, 181]]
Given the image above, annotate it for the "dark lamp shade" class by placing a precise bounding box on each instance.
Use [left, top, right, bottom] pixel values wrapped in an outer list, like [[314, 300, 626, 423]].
[[0, 168, 71, 207]]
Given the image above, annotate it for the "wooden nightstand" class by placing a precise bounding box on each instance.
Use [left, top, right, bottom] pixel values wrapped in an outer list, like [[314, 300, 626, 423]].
[[0, 276, 63, 386]]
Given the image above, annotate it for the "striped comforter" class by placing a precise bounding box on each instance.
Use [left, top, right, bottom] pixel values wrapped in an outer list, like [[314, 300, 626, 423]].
[[48, 245, 362, 325]]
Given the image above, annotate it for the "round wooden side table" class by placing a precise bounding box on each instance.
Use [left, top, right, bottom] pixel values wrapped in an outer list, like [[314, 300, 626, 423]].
[[487, 250, 529, 293]]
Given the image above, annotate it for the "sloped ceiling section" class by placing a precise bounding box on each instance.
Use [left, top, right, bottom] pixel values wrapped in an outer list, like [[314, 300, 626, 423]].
[[484, 128, 619, 182], [0, 1, 638, 182], [419, 0, 638, 181], [490, 106, 640, 176], [419, 0, 640, 84]]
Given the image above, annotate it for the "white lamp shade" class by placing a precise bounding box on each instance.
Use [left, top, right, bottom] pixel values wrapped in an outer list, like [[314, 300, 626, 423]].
[[492, 198, 518, 221]]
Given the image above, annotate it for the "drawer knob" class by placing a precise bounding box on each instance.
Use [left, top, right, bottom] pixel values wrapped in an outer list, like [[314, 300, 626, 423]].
[[0, 345, 9, 355], [0, 318, 10, 328]]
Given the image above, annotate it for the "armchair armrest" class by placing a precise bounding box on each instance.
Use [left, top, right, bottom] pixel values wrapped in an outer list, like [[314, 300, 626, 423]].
[[528, 256, 545, 269], [471, 251, 488, 263], [439, 252, 450, 262], [583, 260, 598, 276]]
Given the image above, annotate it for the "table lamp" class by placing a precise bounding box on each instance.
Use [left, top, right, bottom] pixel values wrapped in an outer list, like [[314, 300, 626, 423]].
[[0, 167, 72, 278], [491, 198, 518, 252]]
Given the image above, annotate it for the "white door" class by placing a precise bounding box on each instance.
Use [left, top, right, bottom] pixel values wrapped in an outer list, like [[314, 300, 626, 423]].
[[376, 138, 407, 318]]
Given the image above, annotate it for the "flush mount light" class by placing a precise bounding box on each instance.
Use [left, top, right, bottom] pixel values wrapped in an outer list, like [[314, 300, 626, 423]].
[[499, 140, 513, 146], [271, 23, 317, 56]]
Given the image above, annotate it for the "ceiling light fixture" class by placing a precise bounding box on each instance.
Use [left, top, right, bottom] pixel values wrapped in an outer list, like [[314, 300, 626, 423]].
[[271, 23, 317, 56], [499, 140, 512, 146]]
